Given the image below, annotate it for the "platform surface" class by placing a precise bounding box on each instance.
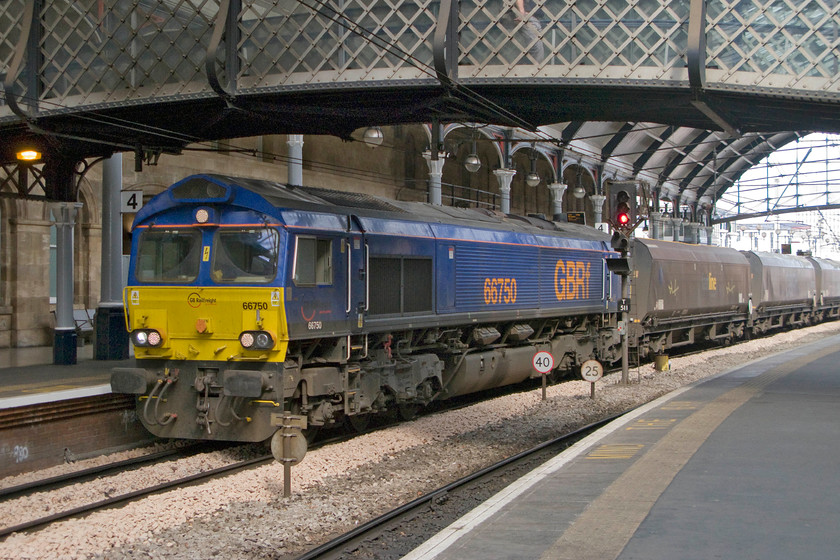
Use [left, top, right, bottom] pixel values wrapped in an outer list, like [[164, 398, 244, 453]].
[[405, 334, 840, 560], [0, 346, 130, 409]]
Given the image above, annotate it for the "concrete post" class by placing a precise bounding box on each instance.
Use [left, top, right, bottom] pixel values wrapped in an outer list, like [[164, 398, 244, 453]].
[[548, 182, 567, 219], [423, 150, 445, 206], [96, 153, 129, 360], [287, 135, 304, 186], [50, 202, 83, 365], [493, 168, 516, 214]]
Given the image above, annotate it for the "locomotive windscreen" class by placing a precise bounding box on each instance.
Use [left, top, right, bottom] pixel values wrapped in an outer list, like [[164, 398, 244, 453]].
[[135, 229, 202, 283]]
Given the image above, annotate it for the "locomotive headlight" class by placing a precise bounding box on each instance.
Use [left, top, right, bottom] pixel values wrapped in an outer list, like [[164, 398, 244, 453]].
[[239, 330, 274, 350], [255, 332, 272, 348], [195, 208, 210, 223], [147, 330, 162, 346], [132, 329, 164, 347]]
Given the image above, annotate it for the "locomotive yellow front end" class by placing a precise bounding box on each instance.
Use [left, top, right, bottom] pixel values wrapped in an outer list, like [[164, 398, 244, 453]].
[[110, 174, 296, 442], [113, 285, 291, 441]]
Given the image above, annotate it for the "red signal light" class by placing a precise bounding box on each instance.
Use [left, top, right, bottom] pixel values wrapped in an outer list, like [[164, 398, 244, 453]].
[[617, 211, 630, 225], [613, 188, 633, 230]]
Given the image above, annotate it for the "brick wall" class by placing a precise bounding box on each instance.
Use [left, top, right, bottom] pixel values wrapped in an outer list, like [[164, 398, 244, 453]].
[[0, 395, 156, 478]]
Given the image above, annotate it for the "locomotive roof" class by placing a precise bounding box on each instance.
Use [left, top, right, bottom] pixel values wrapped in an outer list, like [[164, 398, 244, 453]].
[[147, 174, 611, 243]]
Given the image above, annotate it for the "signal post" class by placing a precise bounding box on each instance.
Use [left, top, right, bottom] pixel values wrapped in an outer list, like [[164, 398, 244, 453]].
[[606, 182, 642, 385]]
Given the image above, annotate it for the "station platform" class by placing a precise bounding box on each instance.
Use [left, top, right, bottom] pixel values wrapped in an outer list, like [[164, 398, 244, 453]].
[[0, 345, 130, 410], [0, 347, 147, 478], [405, 334, 840, 560]]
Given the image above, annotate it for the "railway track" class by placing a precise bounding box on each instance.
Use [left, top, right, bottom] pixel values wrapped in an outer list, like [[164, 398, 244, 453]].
[[0, 444, 215, 501], [0, 426, 368, 540], [0, 451, 274, 539], [293, 410, 631, 560], [0, 338, 748, 543]]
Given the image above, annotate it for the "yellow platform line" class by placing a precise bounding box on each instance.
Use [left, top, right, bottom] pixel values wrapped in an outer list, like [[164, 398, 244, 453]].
[[539, 344, 838, 560]]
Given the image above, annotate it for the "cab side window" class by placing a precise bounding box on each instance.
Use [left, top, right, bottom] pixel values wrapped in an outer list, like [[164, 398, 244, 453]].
[[294, 236, 332, 286]]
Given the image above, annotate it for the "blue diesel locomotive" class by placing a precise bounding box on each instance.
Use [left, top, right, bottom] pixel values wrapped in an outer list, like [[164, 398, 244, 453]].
[[111, 174, 623, 444]]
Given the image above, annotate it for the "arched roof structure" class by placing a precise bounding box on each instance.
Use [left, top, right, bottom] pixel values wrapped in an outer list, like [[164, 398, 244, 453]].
[[0, 0, 836, 205]]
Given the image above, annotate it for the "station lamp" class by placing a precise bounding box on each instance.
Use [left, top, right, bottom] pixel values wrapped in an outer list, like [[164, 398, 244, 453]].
[[464, 135, 481, 173], [16, 149, 42, 162], [526, 147, 540, 187], [363, 126, 384, 147]]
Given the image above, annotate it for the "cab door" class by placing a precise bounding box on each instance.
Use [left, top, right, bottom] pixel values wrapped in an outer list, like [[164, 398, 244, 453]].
[[344, 232, 368, 334]]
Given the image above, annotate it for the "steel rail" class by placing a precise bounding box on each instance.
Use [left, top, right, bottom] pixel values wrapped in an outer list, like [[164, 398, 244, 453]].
[[0, 454, 273, 540], [294, 409, 633, 560], [0, 445, 210, 501]]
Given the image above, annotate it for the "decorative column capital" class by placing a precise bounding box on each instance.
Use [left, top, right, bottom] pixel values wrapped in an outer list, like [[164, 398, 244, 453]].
[[548, 182, 567, 198], [286, 134, 304, 148], [493, 168, 516, 194], [423, 150, 446, 177], [589, 194, 606, 211]]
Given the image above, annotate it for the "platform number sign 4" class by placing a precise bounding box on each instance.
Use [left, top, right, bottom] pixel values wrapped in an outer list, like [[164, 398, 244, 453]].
[[121, 191, 144, 213], [533, 351, 554, 374]]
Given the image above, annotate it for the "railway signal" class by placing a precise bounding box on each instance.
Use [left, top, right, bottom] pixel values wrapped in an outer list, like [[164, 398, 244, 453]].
[[609, 184, 637, 233]]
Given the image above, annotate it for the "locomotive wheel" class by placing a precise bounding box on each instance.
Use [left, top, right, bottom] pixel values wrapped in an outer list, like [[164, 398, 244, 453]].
[[397, 404, 420, 421], [344, 413, 371, 433], [290, 403, 320, 443]]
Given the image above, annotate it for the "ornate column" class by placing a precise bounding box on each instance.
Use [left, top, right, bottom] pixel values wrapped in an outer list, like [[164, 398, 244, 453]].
[[287, 135, 304, 186], [589, 194, 606, 225], [650, 211, 664, 240], [51, 202, 83, 364], [684, 222, 700, 244], [423, 150, 446, 206], [548, 182, 567, 219], [493, 168, 516, 214]]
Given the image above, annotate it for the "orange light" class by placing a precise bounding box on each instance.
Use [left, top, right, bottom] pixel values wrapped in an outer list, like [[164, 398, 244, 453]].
[[16, 150, 41, 162]]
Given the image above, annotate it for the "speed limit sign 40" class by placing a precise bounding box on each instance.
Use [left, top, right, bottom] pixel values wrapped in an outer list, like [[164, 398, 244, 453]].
[[533, 351, 554, 374]]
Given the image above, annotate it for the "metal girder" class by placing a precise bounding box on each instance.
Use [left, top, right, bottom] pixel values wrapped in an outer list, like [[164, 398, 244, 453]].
[[660, 131, 713, 186], [632, 126, 677, 178], [601, 123, 636, 162], [2, 0, 840, 205]]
